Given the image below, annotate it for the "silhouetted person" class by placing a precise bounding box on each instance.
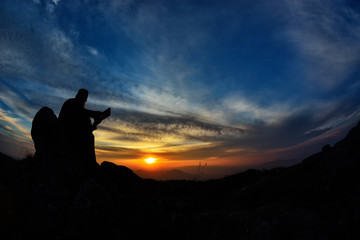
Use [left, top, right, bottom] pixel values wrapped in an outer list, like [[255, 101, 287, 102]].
[[59, 89, 110, 178], [31, 106, 59, 183]]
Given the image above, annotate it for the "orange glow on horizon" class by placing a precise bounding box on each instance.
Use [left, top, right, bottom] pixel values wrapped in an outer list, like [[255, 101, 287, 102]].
[[95, 146, 263, 173]]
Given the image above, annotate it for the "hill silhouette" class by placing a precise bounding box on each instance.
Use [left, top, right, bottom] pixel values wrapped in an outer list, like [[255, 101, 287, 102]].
[[1, 121, 360, 239], [135, 169, 194, 180]]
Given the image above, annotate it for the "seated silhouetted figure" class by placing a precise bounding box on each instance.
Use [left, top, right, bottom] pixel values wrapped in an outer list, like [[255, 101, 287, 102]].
[[31, 106, 59, 183], [59, 89, 110, 178]]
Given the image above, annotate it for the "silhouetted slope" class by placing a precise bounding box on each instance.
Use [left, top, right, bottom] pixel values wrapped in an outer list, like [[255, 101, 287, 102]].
[[135, 169, 193, 180], [0, 121, 359, 239]]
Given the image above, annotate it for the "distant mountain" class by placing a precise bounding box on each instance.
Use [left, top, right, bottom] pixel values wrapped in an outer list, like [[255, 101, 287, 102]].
[[135, 169, 193, 180]]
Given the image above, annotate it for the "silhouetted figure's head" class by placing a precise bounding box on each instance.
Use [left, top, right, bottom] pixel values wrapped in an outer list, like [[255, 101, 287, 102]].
[[76, 88, 88, 107]]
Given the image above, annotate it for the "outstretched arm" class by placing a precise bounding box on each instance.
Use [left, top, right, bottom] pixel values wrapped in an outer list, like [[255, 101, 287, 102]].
[[93, 108, 111, 128], [83, 109, 102, 119]]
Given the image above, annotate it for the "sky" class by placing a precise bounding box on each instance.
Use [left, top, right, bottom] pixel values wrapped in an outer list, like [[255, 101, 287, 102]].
[[1, 0, 360, 177]]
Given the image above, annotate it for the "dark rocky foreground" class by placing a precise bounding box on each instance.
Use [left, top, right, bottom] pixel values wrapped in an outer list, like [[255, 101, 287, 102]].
[[1, 121, 360, 240]]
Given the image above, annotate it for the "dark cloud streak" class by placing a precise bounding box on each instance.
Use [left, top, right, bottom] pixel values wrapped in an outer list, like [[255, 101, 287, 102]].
[[100, 108, 245, 142]]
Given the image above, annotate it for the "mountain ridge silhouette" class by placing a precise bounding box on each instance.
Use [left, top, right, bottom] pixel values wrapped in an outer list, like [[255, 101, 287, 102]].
[[135, 168, 194, 180], [0, 121, 359, 239]]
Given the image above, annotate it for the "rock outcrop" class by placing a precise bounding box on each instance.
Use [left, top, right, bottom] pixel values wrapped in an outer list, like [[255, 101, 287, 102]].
[[101, 161, 142, 190]]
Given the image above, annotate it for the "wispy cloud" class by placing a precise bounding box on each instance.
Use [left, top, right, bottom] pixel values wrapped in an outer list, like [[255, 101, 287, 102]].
[[285, 0, 360, 89], [0, 107, 32, 144]]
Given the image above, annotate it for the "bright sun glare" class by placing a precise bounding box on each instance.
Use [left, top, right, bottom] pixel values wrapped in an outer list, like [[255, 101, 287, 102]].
[[144, 157, 156, 164]]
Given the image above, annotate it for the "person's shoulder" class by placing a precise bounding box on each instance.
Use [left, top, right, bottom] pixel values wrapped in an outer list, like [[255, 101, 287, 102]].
[[66, 97, 76, 102], [63, 98, 77, 105], [60, 98, 78, 112]]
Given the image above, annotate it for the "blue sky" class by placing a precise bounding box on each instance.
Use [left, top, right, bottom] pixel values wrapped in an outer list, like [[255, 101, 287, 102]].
[[1, 0, 360, 175]]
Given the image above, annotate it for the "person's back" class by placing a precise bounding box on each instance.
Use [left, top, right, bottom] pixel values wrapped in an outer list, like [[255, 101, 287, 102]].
[[59, 97, 92, 136], [31, 106, 59, 183]]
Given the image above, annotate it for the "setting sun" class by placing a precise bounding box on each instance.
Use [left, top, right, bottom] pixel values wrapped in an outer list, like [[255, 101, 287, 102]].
[[144, 157, 156, 164]]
